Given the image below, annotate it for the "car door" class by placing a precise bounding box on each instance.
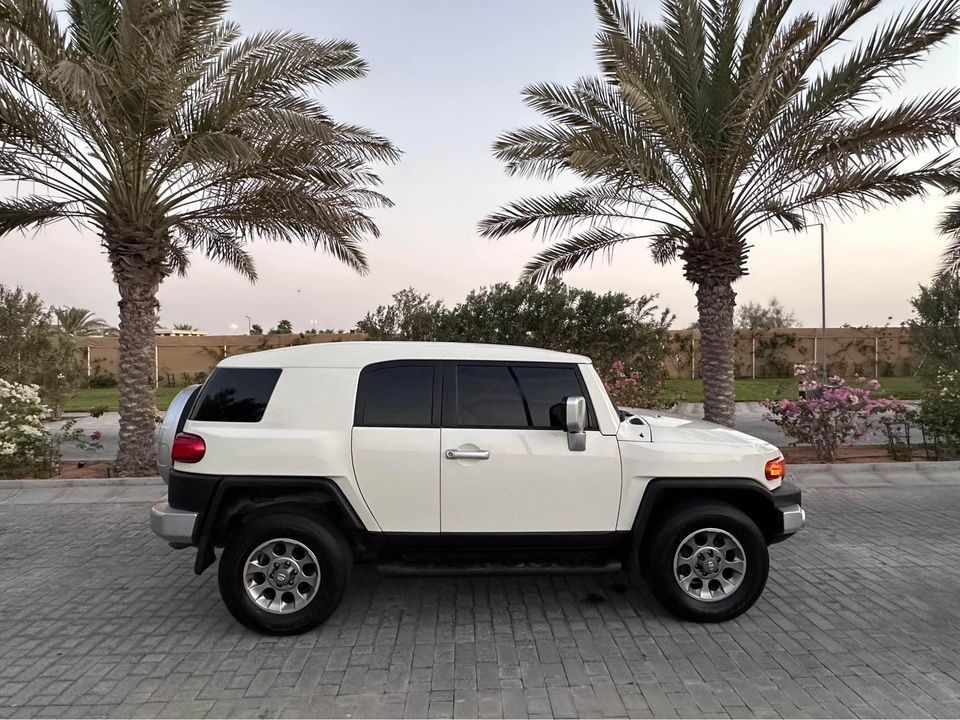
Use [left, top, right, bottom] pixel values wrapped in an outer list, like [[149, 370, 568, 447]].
[[351, 361, 441, 532], [440, 362, 621, 533]]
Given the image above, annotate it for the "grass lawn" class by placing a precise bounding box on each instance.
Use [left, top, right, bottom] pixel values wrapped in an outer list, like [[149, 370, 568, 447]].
[[64, 386, 185, 413], [660, 376, 924, 404], [66, 375, 926, 414]]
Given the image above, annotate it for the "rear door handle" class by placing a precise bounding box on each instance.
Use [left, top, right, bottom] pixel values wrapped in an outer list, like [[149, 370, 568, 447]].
[[445, 449, 490, 460]]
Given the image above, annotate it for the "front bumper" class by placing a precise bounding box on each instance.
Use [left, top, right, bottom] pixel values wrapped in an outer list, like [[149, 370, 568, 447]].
[[150, 500, 198, 546], [770, 481, 805, 542], [780, 504, 806, 533]]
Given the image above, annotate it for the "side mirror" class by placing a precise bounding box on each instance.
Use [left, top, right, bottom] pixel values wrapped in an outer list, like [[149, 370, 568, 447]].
[[565, 396, 587, 451]]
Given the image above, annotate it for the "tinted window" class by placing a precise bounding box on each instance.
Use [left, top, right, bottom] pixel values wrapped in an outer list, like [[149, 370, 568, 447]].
[[358, 365, 434, 427], [456, 365, 528, 427], [191, 368, 281, 423], [513, 366, 583, 429]]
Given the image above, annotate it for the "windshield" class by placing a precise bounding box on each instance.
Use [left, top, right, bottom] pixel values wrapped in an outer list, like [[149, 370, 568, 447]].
[[580, 363, 619, 421]]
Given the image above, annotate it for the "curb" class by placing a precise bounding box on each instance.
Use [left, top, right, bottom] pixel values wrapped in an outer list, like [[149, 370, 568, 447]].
[[787, 460, 960, 488], [789, 460, 960, 474], [0, 476, 162, 490]]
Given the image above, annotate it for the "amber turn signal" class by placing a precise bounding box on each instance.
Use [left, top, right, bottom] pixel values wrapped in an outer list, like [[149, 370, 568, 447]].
[[764, 456, 786, 481]]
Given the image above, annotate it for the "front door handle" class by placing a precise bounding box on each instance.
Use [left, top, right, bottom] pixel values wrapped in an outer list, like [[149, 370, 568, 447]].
[[445, 449, 490, 460]]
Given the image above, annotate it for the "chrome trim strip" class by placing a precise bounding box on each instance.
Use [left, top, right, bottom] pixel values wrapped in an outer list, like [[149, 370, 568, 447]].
[[150, 501, 198, 545]]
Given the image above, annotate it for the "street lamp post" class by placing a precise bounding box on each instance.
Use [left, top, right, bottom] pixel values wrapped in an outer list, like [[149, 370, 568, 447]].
[[777, 222, 827, 383], [811, 223, 827, 384]]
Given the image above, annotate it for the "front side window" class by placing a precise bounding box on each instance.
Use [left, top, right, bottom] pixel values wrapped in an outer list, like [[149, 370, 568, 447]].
[[191, 368, 281, 423], [455, 365, 528, 427], [512, 366, 584, 429], [454, 363, 588, 429], [356, 365, 435, 427]]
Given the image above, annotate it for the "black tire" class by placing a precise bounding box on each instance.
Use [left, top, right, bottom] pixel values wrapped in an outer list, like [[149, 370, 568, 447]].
[[218, 513, 352, 635], [642, 501, 768, 622]]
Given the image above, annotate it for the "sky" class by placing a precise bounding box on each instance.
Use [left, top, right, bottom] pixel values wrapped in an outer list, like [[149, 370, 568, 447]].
[[1, 0, 959, 333]]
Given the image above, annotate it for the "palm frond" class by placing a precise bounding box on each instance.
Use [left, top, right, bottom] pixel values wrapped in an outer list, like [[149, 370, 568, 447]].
[[802, 0, 960, 124], [66, 0, 121, 63], [810, 88, 960, 162], [479, 184, 677, 240], [0, 195, 76, 233], [521, 226, 668, 283], [938, 197, 960, 274], [178, 223, 258, 281]]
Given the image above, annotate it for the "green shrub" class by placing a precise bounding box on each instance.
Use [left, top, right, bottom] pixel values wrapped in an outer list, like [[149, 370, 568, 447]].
[[358, 281, 674, 404], [919, 370, 960, 459], [0, 286, 84, 418], [908, 273, 960, 378]]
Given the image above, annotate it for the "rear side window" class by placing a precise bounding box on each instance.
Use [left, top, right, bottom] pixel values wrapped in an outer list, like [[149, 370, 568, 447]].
[[356, 365, 435, 427], [456, 365, 528, 427], [191, 368, 281, 423]]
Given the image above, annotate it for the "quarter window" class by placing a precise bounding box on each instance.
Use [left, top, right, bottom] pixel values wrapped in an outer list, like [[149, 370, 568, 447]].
[[356, 365, 435, 427], [191, 368, 281, 423]]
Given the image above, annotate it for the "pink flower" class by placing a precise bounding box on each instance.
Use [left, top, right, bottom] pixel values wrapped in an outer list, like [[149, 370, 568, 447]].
[[91, 431, 102, 441]]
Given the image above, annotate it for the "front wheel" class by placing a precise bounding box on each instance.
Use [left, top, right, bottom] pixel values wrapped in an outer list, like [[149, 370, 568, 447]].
[[643, 501, 768, 622], [218, 513, 352, 635]]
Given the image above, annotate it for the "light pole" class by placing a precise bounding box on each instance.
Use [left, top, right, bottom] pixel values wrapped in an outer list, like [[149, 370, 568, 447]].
[[810, 223, 827, 383], [776, 222, 827, 382]]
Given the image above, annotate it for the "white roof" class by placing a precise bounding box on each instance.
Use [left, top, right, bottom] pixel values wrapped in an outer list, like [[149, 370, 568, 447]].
[[220, 341, 591, 368]]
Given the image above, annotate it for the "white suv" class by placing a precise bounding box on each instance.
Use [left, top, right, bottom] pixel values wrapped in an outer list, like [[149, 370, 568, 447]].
[[151, 342, 804, 635]]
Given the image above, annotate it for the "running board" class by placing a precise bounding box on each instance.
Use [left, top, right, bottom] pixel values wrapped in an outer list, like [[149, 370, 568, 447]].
[[375, 559, 622, 577]]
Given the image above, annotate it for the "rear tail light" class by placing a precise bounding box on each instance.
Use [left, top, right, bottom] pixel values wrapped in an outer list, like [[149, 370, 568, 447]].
[[172, 433, 206, 463], [765, 457, 786, 481]]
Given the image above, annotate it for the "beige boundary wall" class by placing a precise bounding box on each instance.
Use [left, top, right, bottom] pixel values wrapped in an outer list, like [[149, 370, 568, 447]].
[[81, 332, 367, 387], [79, 327, 918, 386], [665, 327, 916, 380]]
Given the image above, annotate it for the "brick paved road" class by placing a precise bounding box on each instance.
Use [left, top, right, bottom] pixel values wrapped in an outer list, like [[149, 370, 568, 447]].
[[2, 480, 960, 719]]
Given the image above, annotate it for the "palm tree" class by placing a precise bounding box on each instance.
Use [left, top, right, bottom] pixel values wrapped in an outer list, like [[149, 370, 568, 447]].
[[172, 323, 197, 331], [53, 306, 112, 336], [0, 0, 399, 474], [480, 0, 960, 426]]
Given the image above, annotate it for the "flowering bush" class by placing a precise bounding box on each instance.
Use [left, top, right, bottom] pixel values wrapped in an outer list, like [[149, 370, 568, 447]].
[[0, 379, 52, 476], [919, 370, 960, 459], [0, 378, 102, 478], [762, 369, 906, 461], [793, 361, 818, 394], [602, 360, 663, 409]]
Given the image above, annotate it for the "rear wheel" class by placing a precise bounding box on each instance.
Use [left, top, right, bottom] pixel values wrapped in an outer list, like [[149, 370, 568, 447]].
[[643, 501, 768, 622], [218, 513, 352, 634]]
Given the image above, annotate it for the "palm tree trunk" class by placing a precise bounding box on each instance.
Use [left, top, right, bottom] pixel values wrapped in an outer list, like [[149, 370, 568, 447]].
[[695, 276, 737, 427], [112, 271, 162, 477]]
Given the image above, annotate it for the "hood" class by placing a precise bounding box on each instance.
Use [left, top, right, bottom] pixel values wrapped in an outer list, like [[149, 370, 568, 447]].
[[619, 409, 780, 453]]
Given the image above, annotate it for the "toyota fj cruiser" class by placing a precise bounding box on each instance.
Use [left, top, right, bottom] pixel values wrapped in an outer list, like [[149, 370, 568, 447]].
[[151, 342, 804, 634]]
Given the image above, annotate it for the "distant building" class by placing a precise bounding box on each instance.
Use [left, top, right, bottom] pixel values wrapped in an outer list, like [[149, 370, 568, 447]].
[[155, 328, 207, 337]]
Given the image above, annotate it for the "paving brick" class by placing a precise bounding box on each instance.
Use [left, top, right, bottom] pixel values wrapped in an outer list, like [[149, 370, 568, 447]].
[[2, 482, 960, 718]]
